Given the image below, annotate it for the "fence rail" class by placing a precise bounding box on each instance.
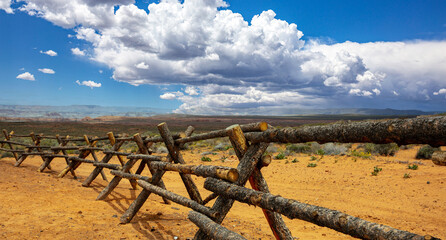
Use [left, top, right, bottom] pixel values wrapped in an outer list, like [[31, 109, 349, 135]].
[[0, 116, 444, 240]]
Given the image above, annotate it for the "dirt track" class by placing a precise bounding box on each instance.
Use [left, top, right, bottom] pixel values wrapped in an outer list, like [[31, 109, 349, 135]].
[[0, 146, 445, 239]]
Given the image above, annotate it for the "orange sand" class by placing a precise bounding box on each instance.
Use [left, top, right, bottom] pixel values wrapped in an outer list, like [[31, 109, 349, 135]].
[[0, 146, 445, 239]]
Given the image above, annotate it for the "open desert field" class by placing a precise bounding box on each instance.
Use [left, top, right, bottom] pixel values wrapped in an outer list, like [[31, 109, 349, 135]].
[[0, 144, 445, 239]]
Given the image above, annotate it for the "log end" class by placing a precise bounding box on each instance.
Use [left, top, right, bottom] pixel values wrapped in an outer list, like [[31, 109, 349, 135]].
[[227, 169, 239, 183], [259, 122, 268, 132], [259, 155, 272, 168]]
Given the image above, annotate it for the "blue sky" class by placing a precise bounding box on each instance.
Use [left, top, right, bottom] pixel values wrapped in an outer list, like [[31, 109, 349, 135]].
[[1, 0, 445, 114]]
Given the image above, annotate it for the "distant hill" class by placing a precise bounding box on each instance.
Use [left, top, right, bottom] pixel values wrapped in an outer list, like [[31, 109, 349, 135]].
[[0, 105, 170, 119], [0, 105, 441, 119]]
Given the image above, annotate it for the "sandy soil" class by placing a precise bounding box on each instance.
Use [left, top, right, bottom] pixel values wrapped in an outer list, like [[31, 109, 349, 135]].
[[0, 146, 445, 240]]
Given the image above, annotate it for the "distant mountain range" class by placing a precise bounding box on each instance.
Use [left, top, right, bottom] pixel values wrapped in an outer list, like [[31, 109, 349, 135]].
[[0, 105, 441, 119], [0, 105, 170, 119]]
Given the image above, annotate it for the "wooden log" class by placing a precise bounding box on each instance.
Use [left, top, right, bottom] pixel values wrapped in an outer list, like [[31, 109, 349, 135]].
[[96, 157, 139, 200], [79, 147, 105, 151], [137, 180, 219, 218], [245, 116, 446, 147], [226, 125, 293, 240], [193, 143, 267, 240], [2, 130, 18, 161], [102, 150, 132, 156], [120, 159, 169, 223], [127, 154, 164, 161], [50, 146, 80, 151], [179, 125, 195, 149], [202, 193, 218, 205], [108, 132, 136, 189], [175, 122, 268, 144], [110, 170, 152, 181], [0, 140, 33, 147], [158, 122, 202, 203], [258, 155, 272, 169], [68, 157, 95, 164], [93, 162, 121, 170], [56, 135, 76, 178], [0, 148, 24, 153], [205, 178, 439, 240], [188, 211, 247, 240], [81, 139, 125, 187], [432, 151, 446, 166], [90, 147, 108, 182], [142, 133, 181, 144], [133, 133, 169, 203], [43, 154, 70, 158], [22, 152, 52, 156], [57, 140, 93, 178], [25, 145, 51, 149], [149, 162, 238, 183]]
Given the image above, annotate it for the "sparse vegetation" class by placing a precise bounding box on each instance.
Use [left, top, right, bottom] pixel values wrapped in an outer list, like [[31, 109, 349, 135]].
[[350, 150, 372, 159], [307, 163, 317, 168], [408, 164, 418, 170], [403, 173, 411, 179], [291, 158, 299, 163], [358, 143, 399, 156], [1, 152, 14, 159], [275, 152, 286, 160], [371, 166, 382, 176], [201, 156, 212, 162], [416, 145, 439, 159]]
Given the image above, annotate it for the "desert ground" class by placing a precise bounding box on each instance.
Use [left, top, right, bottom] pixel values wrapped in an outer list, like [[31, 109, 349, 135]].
[[0, 143, 445, 240]]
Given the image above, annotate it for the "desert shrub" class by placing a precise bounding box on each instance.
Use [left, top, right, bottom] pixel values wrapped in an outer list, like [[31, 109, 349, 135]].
[[403, 173, 411, 179], [371, 166, 382, 176], [40, 138, 58, 147], [291, 158, 299, 163], [357, 143, 399, 156], [275, 152, 286, 160], [307, 163, 317, 167], [156, 146, 168, 154], [408, 164, 418, 170], [213, 142, 231, 151], [266, 144, 279, 153], [1, 152, 14, 158], [201, 156, 212, 162], [308, 142, 321, 153], [350, 150, 372, 159], [286, 143, 311, 153], [321, 143, 349, 155], [416, 145, 439, 159]]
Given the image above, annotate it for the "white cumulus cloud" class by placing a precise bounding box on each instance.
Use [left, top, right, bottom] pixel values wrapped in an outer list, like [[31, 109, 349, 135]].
[[12, 0, 446, 113], [17, 72, 35, 81], [40, 49, 57, 56], [38, 68, 55, 74], [71, 47, 86, 56], [0, 0, 13, 13], [75, 80, 101, 88], [433, 89, 446, 96]]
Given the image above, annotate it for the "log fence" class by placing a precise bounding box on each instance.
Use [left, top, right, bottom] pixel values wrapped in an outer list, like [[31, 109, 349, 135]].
[[0, 115, 445, 240]]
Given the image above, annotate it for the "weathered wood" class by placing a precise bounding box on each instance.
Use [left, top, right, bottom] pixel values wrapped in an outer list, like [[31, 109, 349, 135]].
[[193, 143, 267, 240], [202, 193, 218, 205], [102, 150, 132, 156], [96, 157, 139, 200], [245, 116, 446, 147], [226, 125, 293, 240], [120, 157, 169, 223], [158, 122, 202, 203], [0, 148, 24, 153], [108, 132, 137, 189], [57, 138, 95, 178], [79, 147, 105, 151], [432, 151, 446, 166], [137, 180, 219, 218], [149, 162, 238, 183], [127, 154, 164, 161], [142, 133, 181, 144], [93, 162, 121, 170], [68, 156, 95, 164], [90, 147, 108, 181], [133, 133, 169, 202], [110, 170, 152, 181], [175, 122, 268, 144], [50, 146, 80, 151], [258, 155, 272, 169], [188, 211, 247, 240], [22, 152, 52, 156], [179, 125, 195, 149], [43, 154, 70, 158], [205, 178, 439, 240], [2, 130, 18, 161], [0, 140, 30, 147], [81, 139, 125, 187]]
